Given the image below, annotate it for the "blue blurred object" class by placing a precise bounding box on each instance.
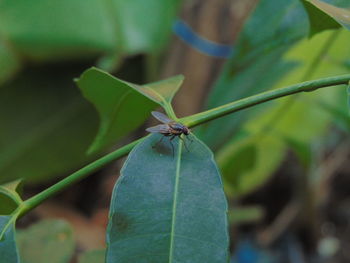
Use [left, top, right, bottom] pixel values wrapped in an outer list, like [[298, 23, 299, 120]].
[[231, 239, 276, 263], [172, 19, 234, 58], [231, 235, 306, 263]]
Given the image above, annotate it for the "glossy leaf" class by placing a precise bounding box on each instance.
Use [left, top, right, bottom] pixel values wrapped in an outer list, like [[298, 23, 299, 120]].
[[78, 249, 105, 263], [307, 0, 350, 31], [0, 180, 23, 215], [0, 215, 19, 263], [0, 65, 98, 184], [17, 219, 75, 263], [76, 67, 183, 153], [301, 0, 341, 37], [106, 134, 229, 263]]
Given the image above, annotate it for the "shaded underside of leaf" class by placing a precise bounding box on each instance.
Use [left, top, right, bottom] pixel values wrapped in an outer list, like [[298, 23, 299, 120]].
[[76, 68, 184, 153], [106, 134, 229, 263], [308, 0, 350, 31], [301, 0, 341, 37], [76, 67, 158, 153], [139, 75, 184, 107], [17, 219, 75, 263], [0, 215, 19, 263], [0, 180, 23, 215]]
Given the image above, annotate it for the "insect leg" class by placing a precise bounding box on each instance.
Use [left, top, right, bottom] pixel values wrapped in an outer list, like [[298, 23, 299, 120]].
[[169, 135, 176, 157], [179, 135, 190, 152], [152, 134, 165, 148]]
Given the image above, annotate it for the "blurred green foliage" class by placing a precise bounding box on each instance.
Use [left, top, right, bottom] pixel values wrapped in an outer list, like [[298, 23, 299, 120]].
[[17, 220, 75, 263], [0, 0, 181, 183]]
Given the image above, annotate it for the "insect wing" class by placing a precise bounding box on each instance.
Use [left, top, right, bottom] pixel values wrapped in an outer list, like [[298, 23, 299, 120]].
[[151, 111, 173, 124], [146, 124, 170, 133]]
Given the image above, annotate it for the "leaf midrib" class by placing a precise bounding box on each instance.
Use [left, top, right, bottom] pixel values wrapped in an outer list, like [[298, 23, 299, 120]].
[[168, 139, 182, 263]]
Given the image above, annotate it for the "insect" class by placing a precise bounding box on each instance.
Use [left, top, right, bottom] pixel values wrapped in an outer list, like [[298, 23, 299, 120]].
[[146, 111, 191, 154]]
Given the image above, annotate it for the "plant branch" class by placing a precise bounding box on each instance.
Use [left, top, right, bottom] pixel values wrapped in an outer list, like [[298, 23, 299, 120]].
[[18, 74, 350, 218], [181, 74, 350, 127], [18, 138, 142, 218]]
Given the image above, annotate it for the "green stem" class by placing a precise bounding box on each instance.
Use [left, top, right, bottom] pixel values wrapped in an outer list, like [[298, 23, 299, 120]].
[[18, 138, 142, 218], [18, 74, 350, 217], [181, 74, 350, 127]]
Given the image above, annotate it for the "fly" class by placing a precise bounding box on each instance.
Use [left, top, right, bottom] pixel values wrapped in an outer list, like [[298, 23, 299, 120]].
[[146, 111, 191, 154]]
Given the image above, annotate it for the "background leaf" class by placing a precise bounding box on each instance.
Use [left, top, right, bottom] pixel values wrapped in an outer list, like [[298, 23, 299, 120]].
[[307, 0, 350, 31], [301, 0, 341, 37], [196, 0, 309, 150], [17, 219, 75, 263], [110, 0, 182, 54], [0, 0, 116, 61], [0, 180, 23, 215], [0, 65, 99, 184], [0, 0, 181, 64], [221, 29, 350, 197], [106, 134, 229, 263], [0, 40, 20, 86], [348, 82, 350, 113], [194, 0, 350, 197], [218, 134, 285, 197], [76, 67, 184, 153], [78, 249, 105, 263], [0, 0, 183, 184], [0, 215, 19, 263]]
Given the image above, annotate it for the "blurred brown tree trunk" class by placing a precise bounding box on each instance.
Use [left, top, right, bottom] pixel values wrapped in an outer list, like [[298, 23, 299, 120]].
[[161, 0, 258, 117]]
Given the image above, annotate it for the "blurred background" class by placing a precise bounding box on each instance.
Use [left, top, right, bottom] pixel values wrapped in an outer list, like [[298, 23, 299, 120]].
[[1, 0, 350, 262]]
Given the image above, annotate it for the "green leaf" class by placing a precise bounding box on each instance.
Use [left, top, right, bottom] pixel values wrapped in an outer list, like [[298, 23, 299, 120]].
[[318, 99, 350, 132], [78, 249, 105, 263], [0, 40, 20, 86], [347, 83, 350, 112], [106, 134, 229, 263], [0, 215, 19, 263], [0, 180, 23, 215], [17, 219, 75, 263], [196, 0, 308, 149], [307, 0, 350, 31], [217, 134, 285, 197], [0, 0, 181, 64], [222, 29, 350, 195], [301, 0, 341, 37], [0, 65, 99, 184], [0, 0, 116, 61], [228, 206, 265, 225], [76, 67, 183, 153], [110, 0, 182, 54]]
